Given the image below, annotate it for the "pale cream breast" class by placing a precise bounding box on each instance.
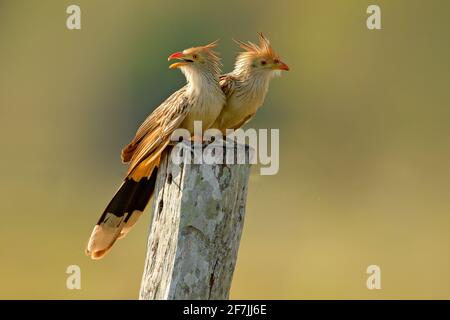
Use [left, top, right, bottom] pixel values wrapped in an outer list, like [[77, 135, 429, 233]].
[[181, 91, 225, 134], [214, 88, 266, 132]]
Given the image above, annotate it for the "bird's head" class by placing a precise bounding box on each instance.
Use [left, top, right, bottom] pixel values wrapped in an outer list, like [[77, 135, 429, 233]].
[[168, 40, 221, 81], [233, 33, 289, 78]]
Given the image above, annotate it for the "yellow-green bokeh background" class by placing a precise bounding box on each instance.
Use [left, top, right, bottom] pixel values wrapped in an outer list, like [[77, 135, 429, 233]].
[[1, 0, 450, 299]]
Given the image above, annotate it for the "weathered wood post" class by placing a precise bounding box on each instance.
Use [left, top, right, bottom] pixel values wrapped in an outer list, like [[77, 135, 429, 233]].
[[139, 141, 251, 300]]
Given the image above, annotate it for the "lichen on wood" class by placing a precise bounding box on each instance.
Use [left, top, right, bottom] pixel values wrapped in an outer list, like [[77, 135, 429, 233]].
[[139, 142, 251, 300]]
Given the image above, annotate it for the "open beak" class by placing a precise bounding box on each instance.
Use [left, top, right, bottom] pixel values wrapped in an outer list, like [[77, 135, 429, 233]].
[[274, 61, 290, 71], [168, 51, 193, 69]]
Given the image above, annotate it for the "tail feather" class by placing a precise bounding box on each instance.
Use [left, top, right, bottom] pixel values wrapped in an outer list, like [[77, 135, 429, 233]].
[[118, 170, 157, 239], [117, 210, 142, 240], [85, 169, 158, 259]]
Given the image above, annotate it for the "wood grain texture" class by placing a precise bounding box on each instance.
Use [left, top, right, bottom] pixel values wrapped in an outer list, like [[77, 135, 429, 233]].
[[139, 142, 251, 300]]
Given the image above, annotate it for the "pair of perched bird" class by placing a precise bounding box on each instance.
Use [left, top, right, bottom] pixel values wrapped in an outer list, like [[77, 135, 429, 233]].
[[86, 33, 289, 259]]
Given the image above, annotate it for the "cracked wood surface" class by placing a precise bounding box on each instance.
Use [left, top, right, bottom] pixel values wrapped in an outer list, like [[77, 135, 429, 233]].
[[139, 142, 251, 300]]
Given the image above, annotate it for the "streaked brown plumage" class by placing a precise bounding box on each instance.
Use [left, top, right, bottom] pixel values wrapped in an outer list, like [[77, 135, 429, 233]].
[[212, 33, 289, 133], [86, 41, 225, 259]]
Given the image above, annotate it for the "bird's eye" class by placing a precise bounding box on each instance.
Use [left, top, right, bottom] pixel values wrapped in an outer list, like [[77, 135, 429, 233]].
[[261, 60, 267, 66], [192, 54, 198, 59]]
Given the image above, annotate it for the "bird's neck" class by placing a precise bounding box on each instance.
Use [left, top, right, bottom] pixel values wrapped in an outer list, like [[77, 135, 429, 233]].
[[182, 67, 221, 97], [181, 67, 224, 116], [233, 70, 273, 104]]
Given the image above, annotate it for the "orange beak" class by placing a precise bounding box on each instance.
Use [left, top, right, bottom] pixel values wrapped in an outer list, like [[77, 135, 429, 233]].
[[168, 51, 189, 69], [274, 61, 289, 71]]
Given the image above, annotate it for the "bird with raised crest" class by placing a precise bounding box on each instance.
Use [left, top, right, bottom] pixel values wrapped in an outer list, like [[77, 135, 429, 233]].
[[212, 33, 289, 133], [85, 41, 225, 259]]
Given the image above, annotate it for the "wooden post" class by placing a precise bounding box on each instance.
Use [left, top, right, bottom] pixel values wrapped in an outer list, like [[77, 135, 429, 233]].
[[139, 142, 251, 300]]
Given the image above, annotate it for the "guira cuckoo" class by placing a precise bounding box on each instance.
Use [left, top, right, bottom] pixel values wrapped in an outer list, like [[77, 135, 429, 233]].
[[86, 41, 225, 259], [212, 33, 289, 133]]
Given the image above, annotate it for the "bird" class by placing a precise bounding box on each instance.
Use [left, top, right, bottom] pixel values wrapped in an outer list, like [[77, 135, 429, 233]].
[[212, 33, 289, 133], [85, 41, 226, 260]]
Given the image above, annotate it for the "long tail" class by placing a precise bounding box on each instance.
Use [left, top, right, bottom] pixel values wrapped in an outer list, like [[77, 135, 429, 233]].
[[85, 162, 158, 260]]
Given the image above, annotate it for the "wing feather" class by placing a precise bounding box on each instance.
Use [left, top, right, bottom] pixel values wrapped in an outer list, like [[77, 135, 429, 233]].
[[219, 74, 237, 98], [121, 86, 189, 163], [125, 88, 191, 175]]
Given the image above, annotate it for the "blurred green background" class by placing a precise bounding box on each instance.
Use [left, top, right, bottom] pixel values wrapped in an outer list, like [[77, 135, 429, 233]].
[[1, 0, 450, 299]]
